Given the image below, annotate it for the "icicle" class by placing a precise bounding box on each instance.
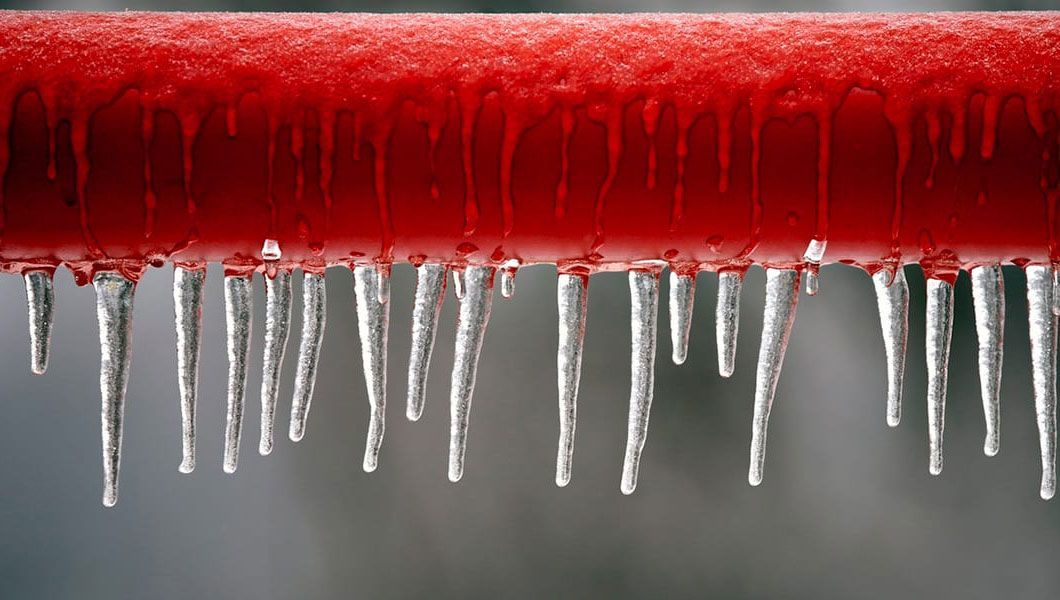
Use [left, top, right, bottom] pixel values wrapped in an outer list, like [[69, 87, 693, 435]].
[[289, 272, 327, 442], [872, 268, 909, 428], [1053, 267, 1060, 317], [93, 273, 136, 508], [802, 239, 827, 296], [353, 267, 390, 473], [222, 276, 253, 474], [407, 264, 447, 422], [748, 268, 801, 486], [620, 270, 660, 495], [716, 271, 743, 378], [448, 266, 495, 482], [500, 265, 518, 299], [1026, 265, 1057, 500], [556, 273, 588, 487], [453, 269, 466, 300], [668, 272, 695, 365], [970, 265, 1004, 457], [24, 271, 54, 375], [259, 270, 292, 456], [925, 277, 954, 476], [173, 267, 205, 473]]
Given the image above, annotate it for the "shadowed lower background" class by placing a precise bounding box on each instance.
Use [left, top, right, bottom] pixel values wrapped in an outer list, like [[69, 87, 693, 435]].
[[0, 1, 1059, 598]]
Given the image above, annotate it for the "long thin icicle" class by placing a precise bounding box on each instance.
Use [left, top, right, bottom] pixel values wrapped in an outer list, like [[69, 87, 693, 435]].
[[925, 277, 954, 476], [872, 268, 909, 428], [448, 265, 495, 482], [621, 270, 660, 495], [94, 273, 136, 508], [222, 275, 252, 474], [354, 266, 390, 473], [259, 270, 292, 456], [407, 264, 447, 422], [173, 267, 205, 474], [556, 273, 588, 487], [716, 271, 742, 378], [669, 272, 695, 365], [1027, 265, 1057, 500], [24, 270, 54, 375], [748, 268, 800, 486], [289, 272, 326, 442], [971, 265, 1004, 457]]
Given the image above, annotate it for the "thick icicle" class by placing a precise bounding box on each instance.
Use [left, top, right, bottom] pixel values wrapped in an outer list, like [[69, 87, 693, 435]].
[[872, 268, 909, 428], [222, 276, 253, 474], [716, 271, 743, 378], [24, 271, 54, 375], [556, 273, 588, 487], [173, 267, 205, 474], [259, 270, 292, 456], [971, 265, 1004, 457], [1026, 265, 1057, 500], [668, 272, 695, 365], [621, 270, 660, 495], [448, 265, 495, 483], [748, 268, 800, 486], [289, 272, 326, 442], [925, 277, 954, 476], [353, 267, 390, 473], [94, 273, 136, 508], [407, 264, 447, 421]]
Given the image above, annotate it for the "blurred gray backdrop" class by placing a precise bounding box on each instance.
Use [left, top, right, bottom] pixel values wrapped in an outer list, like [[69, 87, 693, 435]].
[[2, 1, 1060, 598]]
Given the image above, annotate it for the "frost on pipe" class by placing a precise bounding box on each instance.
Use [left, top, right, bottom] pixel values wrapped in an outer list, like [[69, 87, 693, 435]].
[[0, 12, 1059, 505]]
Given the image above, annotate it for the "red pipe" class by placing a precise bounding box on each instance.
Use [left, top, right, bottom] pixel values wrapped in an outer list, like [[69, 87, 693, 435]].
[[1, 12, 1058, 282]]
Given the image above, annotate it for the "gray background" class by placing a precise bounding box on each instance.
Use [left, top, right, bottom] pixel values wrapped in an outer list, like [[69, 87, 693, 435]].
[[1, 1, 1059, 598]]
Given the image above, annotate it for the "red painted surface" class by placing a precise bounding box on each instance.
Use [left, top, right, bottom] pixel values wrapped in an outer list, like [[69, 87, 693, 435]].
[[0, 12, 1058, 282]]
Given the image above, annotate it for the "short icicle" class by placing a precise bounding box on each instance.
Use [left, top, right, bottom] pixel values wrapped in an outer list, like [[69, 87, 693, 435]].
[[448, 266, 495, 483], [748, 268, 801, 486], [925, 277, 955, 476], [802, 239, 827, 296], [289, 272, 327, 442], [1026, 265, 1057, 500], [222, 275, 253, 474], [259, 270, 292, 456], [669, 272, 695, 365], [94, 273, 136, 508], [556, 273, 588, 487], [872, 268, 909, 428], [716, 271, 743, 378], [24, 271, 54, 375], [621, 270, 660, 495], [173, 267, 205, 473], [407, 264, 447, 422], [500, 267, 517, 299], [453, 269, 466, 300], [353, 267, 390, 473], [970, 265, 1004, 457]]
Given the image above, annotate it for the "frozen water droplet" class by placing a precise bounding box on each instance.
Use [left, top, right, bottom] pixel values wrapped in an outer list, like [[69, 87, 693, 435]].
[[407, 264, 447, 422], [1026, 265, 1057, 500], [621, 270, 660, 495], [354, 267, 390, 473], [748, 269, 800, 486], [716, 271, 743, 378], [453, 269, 466, 300], [500, 266, 517, 299], [448, 266, 495, 483], [173, 267, 205, 473], [556, 273, 588, 487], [259, 270, 292, 456], [289, 272, 326, 442], [971, 265, 1004, 457], [873, 268, 909, 428], [925, 277, 954, 476], [668, 272, 695, 365], [261, 238, 282, 261], [223, 276, 253, 474], [93, 273, 136, 507], [24, 271, 54, 375]]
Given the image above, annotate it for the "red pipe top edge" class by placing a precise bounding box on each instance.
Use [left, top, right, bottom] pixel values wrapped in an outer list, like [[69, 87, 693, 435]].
[[1, 12, 1059, 281]]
